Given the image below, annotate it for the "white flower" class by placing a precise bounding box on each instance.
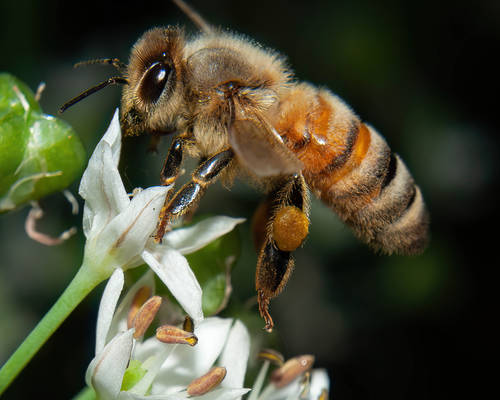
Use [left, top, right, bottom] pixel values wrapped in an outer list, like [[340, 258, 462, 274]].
[[86, 269, 251, 400], [80, 109, 244, 323], [248, 354, 330, 400]]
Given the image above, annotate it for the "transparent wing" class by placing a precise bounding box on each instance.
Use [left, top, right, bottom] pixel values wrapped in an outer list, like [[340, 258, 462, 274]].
[[228, 113, 303, 177]]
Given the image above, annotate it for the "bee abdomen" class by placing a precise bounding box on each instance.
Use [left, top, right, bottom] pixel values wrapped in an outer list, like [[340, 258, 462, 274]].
[[277, 84, 429, 254], [314, 123, 429, 255]]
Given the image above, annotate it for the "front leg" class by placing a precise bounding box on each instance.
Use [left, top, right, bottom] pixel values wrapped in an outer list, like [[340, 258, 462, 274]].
[[254, 173, 310, 332], [155, 148, 234, 243]]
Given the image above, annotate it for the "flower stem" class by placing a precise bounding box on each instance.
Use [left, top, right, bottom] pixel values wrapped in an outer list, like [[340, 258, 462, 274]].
[[72, 386, 96, 400], [0, 261, 106, 395]]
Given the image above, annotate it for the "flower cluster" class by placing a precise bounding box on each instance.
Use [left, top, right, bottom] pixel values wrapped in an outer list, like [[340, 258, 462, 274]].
[[87, 268, 251, 399]]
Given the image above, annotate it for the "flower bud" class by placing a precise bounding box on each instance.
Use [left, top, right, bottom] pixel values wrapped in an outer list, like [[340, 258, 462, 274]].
[[0, 73, 85, 213]]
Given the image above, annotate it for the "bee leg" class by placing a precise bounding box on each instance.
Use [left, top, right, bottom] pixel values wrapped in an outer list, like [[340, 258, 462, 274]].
[[160, 136, 186, 187], [256, 174, 310, 332], [155, 148, 234, 242]]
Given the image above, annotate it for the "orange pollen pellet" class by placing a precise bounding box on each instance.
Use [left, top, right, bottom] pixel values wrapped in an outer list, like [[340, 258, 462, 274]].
[[133, 295, 162, 339], [156, 324, 198, 346], [127, 286, 153, 329], [273, 206, 309, 252], [271, 354, 315, 388], [187, 366, 227, 396]]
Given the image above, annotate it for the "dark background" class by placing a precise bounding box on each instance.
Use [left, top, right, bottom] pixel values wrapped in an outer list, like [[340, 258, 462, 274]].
[[1, 0, 498, 398]]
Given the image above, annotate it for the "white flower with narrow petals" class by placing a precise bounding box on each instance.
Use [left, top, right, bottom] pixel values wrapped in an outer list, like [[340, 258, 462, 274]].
[[80, 109, 244, 323], [86, 268, 251, 400], [248, 353, 330, 400]]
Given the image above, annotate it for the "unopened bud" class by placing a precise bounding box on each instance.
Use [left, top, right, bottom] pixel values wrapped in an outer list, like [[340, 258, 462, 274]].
[[127, 286, 153, 329], [187, 366, 226, 396], [156, 324, 198, 346], [133, 295, 162, 339], [257, 348, 284, 366], [271, 354, 315, 388]]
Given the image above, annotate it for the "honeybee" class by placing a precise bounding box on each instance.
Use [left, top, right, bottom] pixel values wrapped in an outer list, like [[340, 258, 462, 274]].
[[61, 0, 429, 332]]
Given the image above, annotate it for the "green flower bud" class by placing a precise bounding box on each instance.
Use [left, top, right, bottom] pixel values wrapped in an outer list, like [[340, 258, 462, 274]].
[[0, 73, 86, 212]]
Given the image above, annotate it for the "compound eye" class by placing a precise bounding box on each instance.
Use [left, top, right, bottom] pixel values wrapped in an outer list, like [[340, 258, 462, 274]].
[[139, 61, 172, 104]]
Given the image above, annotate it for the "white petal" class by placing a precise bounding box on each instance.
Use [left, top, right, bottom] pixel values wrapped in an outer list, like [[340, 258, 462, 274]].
[[86, 329, 134, 400], [162, 216, 245, 254], [101, 109, 122, 165], [192, 388, 251, 400], [96, 268, 125, 355], [218, 320, 250, 391], [132, 334, 166, 362], [151, 318, 233, 394], [118, 389, 250, 400], [110, 270, 156, 338], [80, 111, 129, 238], [142, 247, 203, 323], [94, 186, 168, 272], [260, 378, 301, 400], [309, 369, 330, 398]]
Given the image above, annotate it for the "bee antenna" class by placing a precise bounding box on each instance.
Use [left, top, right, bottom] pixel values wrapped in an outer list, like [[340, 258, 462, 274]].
[[59, 76, 128, 113], [74, 58, 127, 74], [172, 0, 213, 34]]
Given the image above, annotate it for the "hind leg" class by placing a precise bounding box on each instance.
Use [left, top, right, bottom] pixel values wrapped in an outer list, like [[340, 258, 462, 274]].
[[254, 174, 310, 332]]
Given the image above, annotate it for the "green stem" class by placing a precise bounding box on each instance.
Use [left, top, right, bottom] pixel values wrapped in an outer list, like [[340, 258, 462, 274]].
[[0, 261, 106, 395], [72, 386, 96, 400]]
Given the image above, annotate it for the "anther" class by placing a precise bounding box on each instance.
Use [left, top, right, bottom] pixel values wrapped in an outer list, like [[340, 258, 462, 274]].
[[156, 325, 198, 346], [187, 366, 227, 396], [183, 315, 194, 333], [133, 295, 162, 339], [270, 354, 315, 388], [257, 348, 285, 366], [127, 286, 153, 329]]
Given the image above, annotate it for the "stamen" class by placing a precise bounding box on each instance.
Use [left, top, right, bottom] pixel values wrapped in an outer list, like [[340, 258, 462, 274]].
[[270, 355, 315, 388], [156, 324, 198, 346], [25, 201, 77, 246], [187, 366, 227, 396], [133, 296, 162, 339], [183, 315, 194, 333], [258, 349, 285, 366], [127, 286, 153, 329], [318, 388, 329, 400], [34, 82, 46, 102], [299, 370, 311, 398]]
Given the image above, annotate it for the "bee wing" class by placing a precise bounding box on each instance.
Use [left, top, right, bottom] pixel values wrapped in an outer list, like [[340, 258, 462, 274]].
[[228, 116, 303, 177]]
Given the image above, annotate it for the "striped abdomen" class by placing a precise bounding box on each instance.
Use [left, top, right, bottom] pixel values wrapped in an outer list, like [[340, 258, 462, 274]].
[[275, 83, 429, 254]]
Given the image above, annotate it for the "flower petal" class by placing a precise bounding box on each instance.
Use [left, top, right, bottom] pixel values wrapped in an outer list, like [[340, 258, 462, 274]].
[[218, 320, 250, 391], [309, 369, 330, 399], [142, 247, 203, 323], [109, 270, 156, 339], [91, 186, 168, 274], [151, 318, 233, 394], [96, 268, 125, 354], [118, 388, 250, 400], [86, 328, 134, 400], [162, 216, 245, 254], [80, 110, 129, 238]]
